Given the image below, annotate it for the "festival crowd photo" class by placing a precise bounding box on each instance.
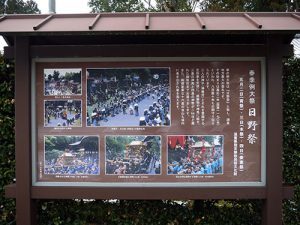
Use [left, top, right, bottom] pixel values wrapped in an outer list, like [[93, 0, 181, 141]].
[[86, 68, 170, 127], [44, 68, 82, 96], [168, 135, 223, 175], [44, 100, 82, 127], [106, 136, 161, 175], [44, 136, 99, 175]]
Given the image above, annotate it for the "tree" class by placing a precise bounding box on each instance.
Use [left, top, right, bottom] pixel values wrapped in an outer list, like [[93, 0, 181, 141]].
[[203, 136, 215, 145], [88, 0, 201, 12], [156, 0, 201, 12], [0, 0, 40, 14], [52, 70, 60, 81], [199, 0, 298, 12], [0, 53, 15, 225], [88, 0, 146, 12], [282, 58, 300, 224], [88, 0, 298, 13]]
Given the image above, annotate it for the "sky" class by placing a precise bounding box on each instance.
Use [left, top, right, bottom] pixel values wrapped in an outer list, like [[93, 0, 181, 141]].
[[35, 0, 90, 14], [0, 0, 91, 51]]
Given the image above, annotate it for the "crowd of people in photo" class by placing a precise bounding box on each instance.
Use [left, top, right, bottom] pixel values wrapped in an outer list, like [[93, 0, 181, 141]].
[[138, 88, 170, 126], [45, 102, 81, 127], [44, 79, 81, 96], [87, 74, 170, 126], [44, 151, 99, 175], [168, 144, 223, 175], [106, 151, 160, 175]]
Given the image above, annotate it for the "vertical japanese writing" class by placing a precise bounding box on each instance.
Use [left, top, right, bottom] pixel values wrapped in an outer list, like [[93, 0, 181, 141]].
[[215, 69, 220, 125], [239, 77, 244, 140], [196, 68, 201, 125], [206, 68, 210, 90], [176, 67, 232, 127], [190, 69, 195, 125], [180, 69, 185, 125], [247, 69, 258, 145], [211, 69, 215, 126], [201, 69, 205, 126], [221, 68, 225, 99], [233, 132, 238, 176], [225, 68, 230, 125], [176, 69, 180, 110], [239, 143, 244, 171], [239, 77, 244, 172], [186, 69, 190, 117]]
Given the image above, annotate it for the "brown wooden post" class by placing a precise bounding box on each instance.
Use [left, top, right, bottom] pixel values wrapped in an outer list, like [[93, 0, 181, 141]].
[[15, 36, 36, 225], [263, 37, 283, 225]]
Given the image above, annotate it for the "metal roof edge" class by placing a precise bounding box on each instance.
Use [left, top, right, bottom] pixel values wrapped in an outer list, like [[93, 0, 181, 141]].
[[0, 12, 300, 18], [0, 12, 299, 40]]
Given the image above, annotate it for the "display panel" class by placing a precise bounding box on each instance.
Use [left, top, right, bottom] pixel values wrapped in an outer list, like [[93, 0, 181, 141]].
[[33, 59, 265, 186], [86, 68, 170, 127], [167, 135, 223, 175], [44, 68, 82, 96], [105, 135, 161, 175], [44, 100, 82, 127], [44, 136, 99, 176]]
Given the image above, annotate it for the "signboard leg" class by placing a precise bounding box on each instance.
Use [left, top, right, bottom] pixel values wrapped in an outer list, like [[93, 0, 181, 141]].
[[15, 36, 36, 225], [262, 37, 283, 225]]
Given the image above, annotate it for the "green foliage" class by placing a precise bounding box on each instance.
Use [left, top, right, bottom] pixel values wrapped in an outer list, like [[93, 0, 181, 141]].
[[88, 0, 146, 12], [0, 0, 40, 14], [157, 0, 200, 12], [282, 58, 300, 225], [64, 72, 81, 83], [45, 136, 71, 152], [45, 149, 63, 162], [88, 0, 299, 12], [199, 0, 297, 12], [203, 136, 214, 144], [106, 136, 134, 158], [88, 0, 201, 12], [36, 199, 262, 225], [0, 54, 16, 225], [148, 136, 161, 155], [52, 70, 60, 81]]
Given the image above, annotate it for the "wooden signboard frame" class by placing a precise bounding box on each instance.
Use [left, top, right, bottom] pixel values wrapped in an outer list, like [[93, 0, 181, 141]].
[[4, 37, 294, 225], [32, 57, 264, 187]]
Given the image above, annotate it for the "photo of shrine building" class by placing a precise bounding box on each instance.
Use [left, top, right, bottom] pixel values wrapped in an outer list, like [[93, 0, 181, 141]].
[[44, 136, 99, 176]]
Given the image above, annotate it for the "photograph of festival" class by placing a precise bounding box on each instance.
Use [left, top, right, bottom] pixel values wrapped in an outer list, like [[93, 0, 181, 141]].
[[168, 135, 223, 175], [86, 68, 170, 127], [44, 136, 99, 175], [44, 68, 82, 96], [106, 136, 161, 175], [44, 100, 82, 127]]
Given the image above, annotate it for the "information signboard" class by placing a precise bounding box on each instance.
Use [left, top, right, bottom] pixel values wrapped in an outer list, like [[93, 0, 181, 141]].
[[32, 58, 265, 187]]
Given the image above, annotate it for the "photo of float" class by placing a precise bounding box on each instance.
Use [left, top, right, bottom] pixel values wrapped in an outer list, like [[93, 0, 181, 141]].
[[44, 100, 81, 127], [106, 135, 161, 175], [44, 68, 82, 96], [168, 135, 223, 175], [44, 136, 99, 175]]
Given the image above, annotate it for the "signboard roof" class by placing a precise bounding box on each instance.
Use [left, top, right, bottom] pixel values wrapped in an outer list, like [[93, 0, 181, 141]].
[[0, 12, 299, 35]]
